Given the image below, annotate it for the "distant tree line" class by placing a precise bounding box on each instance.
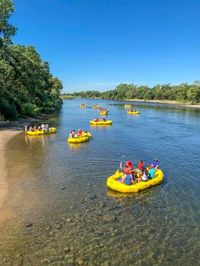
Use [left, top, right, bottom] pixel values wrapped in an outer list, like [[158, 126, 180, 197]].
[[62, 82, 200, 104], [0, 0, 63, 120]]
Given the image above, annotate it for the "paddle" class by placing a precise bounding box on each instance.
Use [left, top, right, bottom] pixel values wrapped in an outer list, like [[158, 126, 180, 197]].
[[115, 154, 125, 175]]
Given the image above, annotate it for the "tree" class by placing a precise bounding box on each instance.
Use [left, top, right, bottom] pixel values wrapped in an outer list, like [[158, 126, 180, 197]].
[[0, 0, 16, 47], [187, 87, 200, 104]]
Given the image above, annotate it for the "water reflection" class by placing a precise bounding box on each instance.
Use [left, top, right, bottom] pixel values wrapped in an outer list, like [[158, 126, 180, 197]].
[[1, 99, 200, 265], [68, 142, 89, 151]]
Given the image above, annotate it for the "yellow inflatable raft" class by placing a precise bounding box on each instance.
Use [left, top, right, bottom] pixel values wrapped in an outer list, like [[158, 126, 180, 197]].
[[68, 132, 92, 143], [90, 120, 112, 126], [92, 105, 100, 109], [80, 104, 86, 108], [127, 111, 140, 115], [82, 132, 92, 138], [99, 111, 108, 115], [107, 169, 164, 193], [124, 104, 132, 109], [26, 127, 56, 136]]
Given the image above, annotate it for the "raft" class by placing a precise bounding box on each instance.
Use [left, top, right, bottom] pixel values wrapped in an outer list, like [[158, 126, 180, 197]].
[[82, 132, 92, 138], [107, 169, 164, 193], [68, 132, 92, 143], [99, 111, 108, 115], [90, 120, 112, 126], [92, 105, 100, 109], [80, 104, 86, 108], [127, 111, 140, 115], [26, 127, 56, 136], [124, 104, 132, 109]]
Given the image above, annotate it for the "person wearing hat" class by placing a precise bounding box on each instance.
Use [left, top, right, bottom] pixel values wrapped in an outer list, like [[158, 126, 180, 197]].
[[119, 160, 135, 185]]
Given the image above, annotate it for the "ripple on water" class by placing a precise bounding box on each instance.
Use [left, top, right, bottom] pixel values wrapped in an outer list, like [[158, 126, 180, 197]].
[[0, 100, 200, 265]]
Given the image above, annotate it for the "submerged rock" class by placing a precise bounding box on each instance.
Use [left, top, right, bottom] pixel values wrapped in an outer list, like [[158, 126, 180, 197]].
[[102, 214, 116, 223], [25, 223, 33, 228], [64, 246, 70, 253], [76, 256, 84, 265], [89, 194, 97, 200]]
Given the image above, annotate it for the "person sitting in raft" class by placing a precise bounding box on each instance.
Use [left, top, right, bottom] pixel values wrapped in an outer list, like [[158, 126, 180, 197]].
[[33, 125, 37, 132], [82, 130, 87, 137], [137, 168, 148, 182], [69, 131, 72, 138], [135, 160, 145, 179], [77, 129, 83, 136], [148, 166, 156, 179], [94, 118, 99, 122], [102, 117, 106, 122], [70, 129, 76, 138], [152, 159, 159, 169], [44, 124, 49, 131], [41, 123, 45, 130], [119, 161, 135, 185], [137, 160, 144, 172]]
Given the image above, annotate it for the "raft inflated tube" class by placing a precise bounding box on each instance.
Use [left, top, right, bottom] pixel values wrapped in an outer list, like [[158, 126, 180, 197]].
[[92, 105, 100, 109], [68, 136, 90, 143], [68, 132, 92, 143], [26, 127, 56, 136], [107, 169, 164, 193], [127, 111, 140, 115], [82, 132, 92, 138], [90, 120, 112, 126], [80, 104, 86, 108], [99, 111, 108, 115], [124, 104, 132, 108]]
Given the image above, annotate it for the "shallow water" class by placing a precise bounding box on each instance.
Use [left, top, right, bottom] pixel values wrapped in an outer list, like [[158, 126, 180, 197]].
[[0, 99, 200, 265]]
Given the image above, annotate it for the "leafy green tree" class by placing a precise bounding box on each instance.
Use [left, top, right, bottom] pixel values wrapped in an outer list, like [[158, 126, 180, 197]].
[[0, 0, 16, 47], [187, 86, 200, 104], [0, 0, 63, 120]]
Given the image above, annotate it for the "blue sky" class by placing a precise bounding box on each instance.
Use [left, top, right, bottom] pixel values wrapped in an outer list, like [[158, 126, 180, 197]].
[[11, 0, 200, 92]]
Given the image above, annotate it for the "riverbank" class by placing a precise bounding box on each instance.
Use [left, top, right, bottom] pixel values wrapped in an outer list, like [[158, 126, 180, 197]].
[[0, 119, 38, 222], [0, 130, 22, 215], [125, 99, 200, 109]]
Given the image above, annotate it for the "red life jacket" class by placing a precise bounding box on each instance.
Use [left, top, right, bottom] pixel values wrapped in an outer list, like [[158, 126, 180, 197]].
[[138, 161, 144, 170], [124, 166, 132, 174]]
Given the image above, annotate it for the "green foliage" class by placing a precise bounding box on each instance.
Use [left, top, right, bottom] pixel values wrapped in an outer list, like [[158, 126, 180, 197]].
[[0, 0, 16, 47], [0, 0, 62, 120], [66, 82, 200, 104], [21, 103, 40, 117], [61, 90, 100, 99], [187, 87, 200, 104]]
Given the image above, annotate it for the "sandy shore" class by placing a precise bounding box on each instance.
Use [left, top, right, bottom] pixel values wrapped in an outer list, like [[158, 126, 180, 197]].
[[0, 130, 22, 212], [0, 120, 30, 213], [124, 99, 200, 109]]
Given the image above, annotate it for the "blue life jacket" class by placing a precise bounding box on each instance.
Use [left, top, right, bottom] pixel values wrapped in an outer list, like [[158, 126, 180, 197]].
[[124, 174, 132, 185]]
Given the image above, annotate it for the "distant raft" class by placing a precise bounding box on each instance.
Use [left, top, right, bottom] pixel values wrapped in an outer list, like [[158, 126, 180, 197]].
[[68, 132, 92, 144], [80, 104, 87, 108], [107, 169, 164, 193], [92, 105, 100, 109], [124, 104, 132, 109], [99, 110, 109, 115], [26, 127, 56, 136], [90, 120, 112, 126], [127, 111, 140, 115]]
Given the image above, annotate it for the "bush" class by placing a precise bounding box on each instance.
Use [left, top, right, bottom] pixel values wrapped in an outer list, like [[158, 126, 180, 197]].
[[21, 103, 40, 117], [0, 98, 19, 120]]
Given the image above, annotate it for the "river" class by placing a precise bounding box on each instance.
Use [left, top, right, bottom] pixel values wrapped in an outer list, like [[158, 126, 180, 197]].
[[0, 99, 200, 265]]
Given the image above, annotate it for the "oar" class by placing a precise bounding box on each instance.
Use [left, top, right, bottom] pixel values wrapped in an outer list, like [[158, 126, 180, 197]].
[[115, 154, 125, 175]]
